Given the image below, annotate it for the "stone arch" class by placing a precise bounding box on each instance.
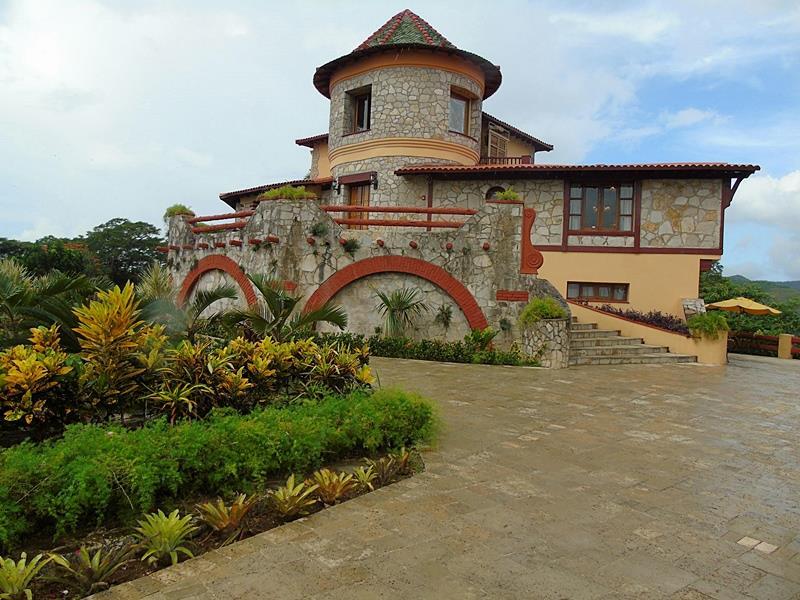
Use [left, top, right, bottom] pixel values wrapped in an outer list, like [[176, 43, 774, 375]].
[[177, 255, 258, 307], [305, 256, 489, 330]]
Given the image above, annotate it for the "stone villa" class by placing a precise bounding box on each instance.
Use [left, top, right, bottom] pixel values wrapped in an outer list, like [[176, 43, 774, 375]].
[[165, 10, 759, 366]]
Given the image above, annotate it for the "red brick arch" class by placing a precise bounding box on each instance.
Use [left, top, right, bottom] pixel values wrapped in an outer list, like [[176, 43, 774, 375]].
[[304, 256, 489, 330], [177, 255, 258, 307]]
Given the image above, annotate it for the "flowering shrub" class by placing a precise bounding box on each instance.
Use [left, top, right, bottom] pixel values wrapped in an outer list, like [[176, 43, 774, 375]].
[[597, 304, 689, 334]]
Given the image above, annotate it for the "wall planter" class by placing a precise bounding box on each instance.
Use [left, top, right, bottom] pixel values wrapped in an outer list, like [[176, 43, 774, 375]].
[[521, 317, 570, 369]]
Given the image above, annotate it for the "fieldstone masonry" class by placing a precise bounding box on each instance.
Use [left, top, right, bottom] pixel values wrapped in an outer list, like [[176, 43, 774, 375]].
[[521, 318, 571, 369], [640, 179, 721, 248], [166, 198, 572, 365]]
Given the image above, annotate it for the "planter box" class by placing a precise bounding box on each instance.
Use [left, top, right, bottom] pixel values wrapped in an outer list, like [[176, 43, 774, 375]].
[[521, 318, 570, 369]]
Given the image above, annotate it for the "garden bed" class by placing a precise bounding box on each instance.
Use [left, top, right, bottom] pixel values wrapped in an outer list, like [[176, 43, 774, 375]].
[[0, 388, 434, 598]]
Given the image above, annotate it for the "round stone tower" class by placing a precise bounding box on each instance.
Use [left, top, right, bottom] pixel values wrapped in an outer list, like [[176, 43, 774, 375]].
[[313, 9, 501, 208]]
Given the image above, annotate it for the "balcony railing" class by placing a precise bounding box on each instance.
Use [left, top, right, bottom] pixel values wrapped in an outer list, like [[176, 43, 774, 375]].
[[478, 155, 533, 165], [320, 205, 477, 229]]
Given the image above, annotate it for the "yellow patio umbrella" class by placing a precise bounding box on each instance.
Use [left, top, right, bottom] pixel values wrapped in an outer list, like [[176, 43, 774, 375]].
[[706, 297, 782, 316]]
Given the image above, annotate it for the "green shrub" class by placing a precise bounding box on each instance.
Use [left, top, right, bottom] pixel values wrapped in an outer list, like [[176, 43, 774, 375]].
[[317, 332, 537, 367], [493, 188, 521, 201], [518, 297, 568, 327], [257, 186, 317, 201], [687, 312, 730, 340], [0, 389, 435, 549], [163, 204, 195, 220], [342, 238, 360, 254]]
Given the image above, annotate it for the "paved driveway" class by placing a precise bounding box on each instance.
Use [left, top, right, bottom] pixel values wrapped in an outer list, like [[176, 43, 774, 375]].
[[99, 356, 800, 599]]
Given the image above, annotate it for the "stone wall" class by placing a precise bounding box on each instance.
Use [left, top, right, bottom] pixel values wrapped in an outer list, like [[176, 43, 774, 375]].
[[640, 179, 721, 248], [328, 66, 483, 158], [166, 198, 571, 365], [521, 318, 570, 369]]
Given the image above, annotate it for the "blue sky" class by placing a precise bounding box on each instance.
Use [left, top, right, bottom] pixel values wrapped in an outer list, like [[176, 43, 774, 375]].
[[1, 0, 799, 280]]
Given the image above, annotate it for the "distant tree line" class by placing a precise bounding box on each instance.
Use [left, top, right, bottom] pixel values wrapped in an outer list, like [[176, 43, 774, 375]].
[[0, 218, 164, 285], [700, 263, 800, 336]]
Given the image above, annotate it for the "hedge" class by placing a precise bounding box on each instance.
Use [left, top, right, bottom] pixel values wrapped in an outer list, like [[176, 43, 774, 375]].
[[0, 388, 436, 549]]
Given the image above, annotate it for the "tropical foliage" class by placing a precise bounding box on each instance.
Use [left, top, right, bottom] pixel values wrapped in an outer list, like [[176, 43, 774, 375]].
[[0, 388, 435, 548], [47, 545, 134, 596], [687, 311, 730, 340], [225, 274, 347, 342], [374, 287, 428, 338], [134, 509, 197, 566], [0, 552, 51, 600]]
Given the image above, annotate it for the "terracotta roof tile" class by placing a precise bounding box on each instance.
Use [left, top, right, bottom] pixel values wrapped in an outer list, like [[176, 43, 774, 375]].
[[219, 177, 333, 207], [295, 133, 329, 148], [395, 162, 760, 176], [356, 10, 454, 51]]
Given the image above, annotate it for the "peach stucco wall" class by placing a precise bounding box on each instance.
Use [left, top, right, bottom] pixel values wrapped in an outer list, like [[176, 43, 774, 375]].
[[539, 251, 719, 317]]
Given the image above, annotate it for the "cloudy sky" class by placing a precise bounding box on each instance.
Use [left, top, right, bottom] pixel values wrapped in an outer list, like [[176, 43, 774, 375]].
[[1, 1, 799, 280]]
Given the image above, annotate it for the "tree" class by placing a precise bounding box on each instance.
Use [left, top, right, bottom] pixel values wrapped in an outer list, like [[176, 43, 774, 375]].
[[699, 262, 800, 336], [374, 287, 428, 338], [84, 219, 164, 285]]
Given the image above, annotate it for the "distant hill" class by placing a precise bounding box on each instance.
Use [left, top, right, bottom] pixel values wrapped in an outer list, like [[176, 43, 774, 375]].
[[729, 275, 800, 302]]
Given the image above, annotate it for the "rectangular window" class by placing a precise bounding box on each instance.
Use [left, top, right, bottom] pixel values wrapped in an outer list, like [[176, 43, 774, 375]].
[[566, 282, 629, 302], [449, 92, 469, 134], [568, 183, 634, 233], [488, 129, 508, 158], [353, 93, 370, 132], [346, 86, 371, 134]]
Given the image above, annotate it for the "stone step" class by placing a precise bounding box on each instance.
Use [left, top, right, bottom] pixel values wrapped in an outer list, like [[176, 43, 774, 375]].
[[569, 353, 697, 366], [570, 322, 598, 331], [570, 329, 622, 339], [570, 336, 646, 348], [570, 345, 669, 357]]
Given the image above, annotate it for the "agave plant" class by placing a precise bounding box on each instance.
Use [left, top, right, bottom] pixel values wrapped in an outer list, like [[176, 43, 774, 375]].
[[134, 509, 198, 567], [0, 552, 51, 600], [196, 493, 260, 545], [310, 469, 357, 505], [225, 274, 347, 342], [268, 475, 318, 519], [47, 545, 134, 596], [374, 287, 428, 338]]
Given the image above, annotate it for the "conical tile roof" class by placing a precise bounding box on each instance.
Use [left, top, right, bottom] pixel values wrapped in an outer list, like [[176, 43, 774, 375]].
[[355, 9, 455, 50], [313, 9, 501, 99]]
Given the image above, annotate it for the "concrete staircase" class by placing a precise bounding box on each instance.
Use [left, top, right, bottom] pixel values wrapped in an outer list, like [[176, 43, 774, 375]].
[[569, 319, 697, 366]]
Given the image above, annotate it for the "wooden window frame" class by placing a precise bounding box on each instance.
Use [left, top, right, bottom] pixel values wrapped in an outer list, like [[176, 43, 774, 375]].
[[568, 183, 635, 235], [566, 281, 629, 303], [448, 91, 470, 136], [353, 92, 371, 133], [487, 128, 508, 158]]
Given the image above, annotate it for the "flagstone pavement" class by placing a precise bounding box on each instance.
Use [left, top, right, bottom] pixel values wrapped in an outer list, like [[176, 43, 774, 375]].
[[96, 355, 800, 599]]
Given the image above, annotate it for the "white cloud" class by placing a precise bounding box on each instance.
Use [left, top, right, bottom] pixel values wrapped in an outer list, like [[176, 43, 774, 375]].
[[661, 108, 722, 129], [548, 9, 678, 44], [728, 170, 800, 230]]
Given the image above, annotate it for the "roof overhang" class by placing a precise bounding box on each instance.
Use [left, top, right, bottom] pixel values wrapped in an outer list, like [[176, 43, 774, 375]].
[[313, 44, 502, 100], [482, 113, 553, 152], [395, 163, 760, 180]]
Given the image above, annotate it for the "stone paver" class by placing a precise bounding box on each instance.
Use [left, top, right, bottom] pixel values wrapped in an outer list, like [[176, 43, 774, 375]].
[[95, 355, 800, 599]]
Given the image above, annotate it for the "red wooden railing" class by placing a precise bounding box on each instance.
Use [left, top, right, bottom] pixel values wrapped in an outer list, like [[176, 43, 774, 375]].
[[320, 205, 476, 229], [478, 155, 532, 165], [728, 331, 800, 358], [189, 210, 254, 234]]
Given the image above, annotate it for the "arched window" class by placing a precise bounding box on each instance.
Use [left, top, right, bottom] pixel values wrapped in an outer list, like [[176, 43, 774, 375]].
[[486, 186, 505, 200]]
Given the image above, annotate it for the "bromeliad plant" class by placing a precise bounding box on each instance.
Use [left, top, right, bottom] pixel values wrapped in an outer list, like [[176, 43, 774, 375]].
[[310, 469, 356, 505], [352, 466, 377, 492], [134, 509, 197, 567], [48, 545, 135, 596], [196, 494, 259, 545], [0, 552, 51, 600], [268, 475, 319, 519]]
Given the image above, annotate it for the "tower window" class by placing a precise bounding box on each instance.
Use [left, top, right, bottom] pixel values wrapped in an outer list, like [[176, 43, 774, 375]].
[[345, 85, 371, 134], [449, 92, 470, 135]]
